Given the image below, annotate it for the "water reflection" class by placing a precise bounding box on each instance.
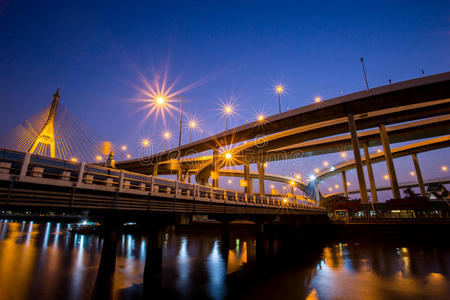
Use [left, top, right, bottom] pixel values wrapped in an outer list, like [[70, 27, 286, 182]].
[[207, 240, 226, 300], [0, 220, 449, 300]]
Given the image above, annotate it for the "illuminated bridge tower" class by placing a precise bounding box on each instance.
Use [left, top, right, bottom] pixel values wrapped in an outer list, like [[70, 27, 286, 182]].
[[28, 88, 60, 158]]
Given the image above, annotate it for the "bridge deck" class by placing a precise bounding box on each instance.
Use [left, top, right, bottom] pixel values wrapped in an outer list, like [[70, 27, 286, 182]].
[[0, 148, 325, 215]]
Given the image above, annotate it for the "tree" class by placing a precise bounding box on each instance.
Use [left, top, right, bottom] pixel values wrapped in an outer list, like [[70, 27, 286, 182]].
[[403, 188, 419, 198]]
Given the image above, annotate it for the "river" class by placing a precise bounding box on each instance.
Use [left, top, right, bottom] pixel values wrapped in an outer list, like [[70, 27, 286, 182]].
[[0, 219, 449, 299]]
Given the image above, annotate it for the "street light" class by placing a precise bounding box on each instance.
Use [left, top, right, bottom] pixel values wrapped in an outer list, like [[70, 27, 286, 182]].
[[154, 95, 184, 168], [275, 85, 283, 114], [224, 152, 233, 160], [188, 120, 198, 143], [163, 131, 171, 151], [442, 166, 448, 172], [314, 96, 321, 103], [224, 105, 233, 130], [121, 145, 127, 151]]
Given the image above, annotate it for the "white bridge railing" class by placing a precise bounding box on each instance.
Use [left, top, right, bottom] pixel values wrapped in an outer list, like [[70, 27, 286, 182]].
[[0, 148, 320, 210]]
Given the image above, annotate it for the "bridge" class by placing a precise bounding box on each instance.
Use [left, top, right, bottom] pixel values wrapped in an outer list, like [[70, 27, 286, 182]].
[[0, 71, 449, 299]]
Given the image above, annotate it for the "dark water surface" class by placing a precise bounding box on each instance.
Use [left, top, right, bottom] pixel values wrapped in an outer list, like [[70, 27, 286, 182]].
[[0, 219, 449, 300]]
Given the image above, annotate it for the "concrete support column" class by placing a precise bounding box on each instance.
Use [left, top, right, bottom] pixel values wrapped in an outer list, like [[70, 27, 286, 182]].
[[341, 171, 349, 198], [92, 219, 120, 300], [77, 162, 85, 186], [153, 164, 158, 177], [314, 181, 320, 203], [412, 153, 426, 197], [379, 124, 400, 199], [212, 150, 219, 188], [19, 152, 31, 180], [362, 142, 378, 203], [347, 114, 368, 202], [256, 161, 265, 197], [243, 163, 253, 194], [255, 222, 265, 260], [176, 168, 182, 182], [143, 229, 163, 296]]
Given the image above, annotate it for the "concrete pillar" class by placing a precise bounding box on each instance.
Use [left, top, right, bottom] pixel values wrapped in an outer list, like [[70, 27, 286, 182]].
[[314, 181, 320, 203], [255, 223, 265, 260], [177, 168, 182, 182], [92, 219, 120, 300], [412, 153, 426, 197], [341, 171, 349, 198], [19, 152, 31, 180], [347, 114, 368, 202], [256, 161, 265, 197], [77, 163, 85, 186], [153, 164, 158, 177], [243, 163, 253, 194], [212, 150, 219, 188], [379, 124, 400, 199], [362, 142, 378, 203], [143, 229, 163, 296]]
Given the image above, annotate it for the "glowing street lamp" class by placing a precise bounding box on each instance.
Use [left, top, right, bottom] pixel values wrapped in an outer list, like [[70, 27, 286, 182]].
[[95, 155, 102, 161], [154, 95, 184, 166], [188, 120, 198, 143], [410, 171, 415, 176], [162, 131, 171, 151], [142, 139, 150, 147], [340, 152, 347, 158], [314, 96, 321, 103], [224, 152, 233, 161], [71, 158, 78, 163], [126, 154, 131, 159], [323, 161, 329, 167], [384, 174, 389, 180], [121, 145, 127, 151], [275, 85, 283, 114], [442, 166, 448, 172], [223, 104, 234, 130]]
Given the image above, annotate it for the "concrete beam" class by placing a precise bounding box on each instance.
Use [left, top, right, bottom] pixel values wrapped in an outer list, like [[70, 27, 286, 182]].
[[348, 114, 368, 202], [412, 153, 426, 197], [380, 124, 401, 199], [362, 142, 378, 203]]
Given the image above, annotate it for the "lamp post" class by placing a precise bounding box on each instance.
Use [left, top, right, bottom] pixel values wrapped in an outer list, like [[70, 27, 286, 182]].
[[155, 95, 184, 165], [224, 105, 232, 130], [275, 85, 283, 114], [188, 121, 197, 143], [163, 131, 171, 151]]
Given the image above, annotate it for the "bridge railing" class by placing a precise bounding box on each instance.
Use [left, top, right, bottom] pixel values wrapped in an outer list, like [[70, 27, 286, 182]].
[[0, 148, 321, 210]]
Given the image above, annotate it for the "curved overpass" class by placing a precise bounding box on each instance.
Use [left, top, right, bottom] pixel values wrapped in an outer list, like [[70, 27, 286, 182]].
[[116, 72, 450, 172], [316, 135, 450, 181]]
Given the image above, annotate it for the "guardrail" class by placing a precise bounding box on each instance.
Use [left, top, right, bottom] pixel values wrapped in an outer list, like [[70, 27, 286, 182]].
[[0, 148, 320, 210]]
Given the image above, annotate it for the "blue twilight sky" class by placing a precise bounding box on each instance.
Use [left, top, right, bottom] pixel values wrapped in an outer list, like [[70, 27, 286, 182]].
[[0, 0, 449, 199]]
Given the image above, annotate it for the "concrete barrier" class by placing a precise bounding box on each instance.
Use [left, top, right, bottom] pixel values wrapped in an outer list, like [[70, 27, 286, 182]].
[[84, 174, 93, 184], [31, 167, 44, 178], [106, 178, 114, 187], [123, 180, 130, 189], [0, 162, 11, 174], [61, 171, 71, 181]]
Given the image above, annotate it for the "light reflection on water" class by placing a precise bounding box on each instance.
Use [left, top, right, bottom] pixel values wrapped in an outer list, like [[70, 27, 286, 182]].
[[0, 219, 449, 300]]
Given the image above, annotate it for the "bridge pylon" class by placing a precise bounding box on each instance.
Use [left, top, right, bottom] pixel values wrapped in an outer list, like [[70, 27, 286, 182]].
[[28, 88, 60, 158]]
